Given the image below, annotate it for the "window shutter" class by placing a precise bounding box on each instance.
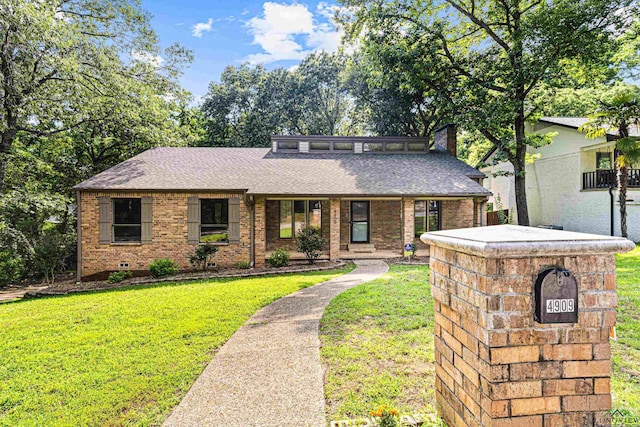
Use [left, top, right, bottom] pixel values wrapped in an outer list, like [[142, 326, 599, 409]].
[[187, 197, 200, 244], [98, 197, 111, 244], [141, 197, 153, 244], [228, 197, 240, 243]]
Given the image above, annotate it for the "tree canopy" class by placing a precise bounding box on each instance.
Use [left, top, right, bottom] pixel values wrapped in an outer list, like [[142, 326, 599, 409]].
[[339, 0, 637, 225]]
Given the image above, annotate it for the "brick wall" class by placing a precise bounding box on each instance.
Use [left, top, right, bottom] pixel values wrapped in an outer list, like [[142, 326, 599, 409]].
[[80, 191, 251, 277], [442, 199, 475, 230], [430, 247, 616, 427], [371, 200, 402, 251], [265, 200, 330, 251]]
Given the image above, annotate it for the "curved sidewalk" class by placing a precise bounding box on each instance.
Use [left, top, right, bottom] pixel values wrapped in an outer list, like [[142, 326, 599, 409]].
[[163, 259, 389, 427]]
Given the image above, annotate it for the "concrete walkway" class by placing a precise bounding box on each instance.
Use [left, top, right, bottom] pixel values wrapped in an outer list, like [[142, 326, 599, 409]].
[[0, 285, 48, 303], [164, 260, 389, 427]]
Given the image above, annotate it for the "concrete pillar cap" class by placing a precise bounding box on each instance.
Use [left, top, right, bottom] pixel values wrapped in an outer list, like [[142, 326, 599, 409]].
[[421, 224, 635, 258]]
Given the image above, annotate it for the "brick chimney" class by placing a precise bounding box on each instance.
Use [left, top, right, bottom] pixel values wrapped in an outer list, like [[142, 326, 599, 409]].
[[434, 124, 457, 157]]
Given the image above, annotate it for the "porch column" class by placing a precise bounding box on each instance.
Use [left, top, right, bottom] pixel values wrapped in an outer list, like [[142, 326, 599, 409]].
[[402, 197, 415, 247], [473, 198, 479, 227], [254, 196, 266, 267], [329, 198, 341, 261]]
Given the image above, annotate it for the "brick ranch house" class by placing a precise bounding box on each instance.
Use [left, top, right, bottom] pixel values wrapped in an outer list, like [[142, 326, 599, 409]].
[[74, 125, 491, 279]]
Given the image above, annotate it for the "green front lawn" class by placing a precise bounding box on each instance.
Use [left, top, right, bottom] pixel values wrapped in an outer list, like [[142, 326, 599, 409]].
[[320, 265, 437, 421], [611, 245, 640, 414], [321, 248, 640, 421], [0, 268, 350, 427]]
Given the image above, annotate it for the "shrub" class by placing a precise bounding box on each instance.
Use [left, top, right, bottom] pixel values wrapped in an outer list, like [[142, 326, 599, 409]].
[[0, 251, 24, 286], [149, 258, 179, 278], [33, 229, 74, 284], [234, 261, 251, 269], [189, 244, 218, 271], [108, 271, 132, 284], [296, 226, 327, 264], [268, 247, 290, 268]]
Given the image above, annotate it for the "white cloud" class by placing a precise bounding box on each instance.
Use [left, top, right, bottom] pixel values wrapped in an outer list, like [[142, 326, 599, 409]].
[[131, 50, 164, 68], [192, 18, 214, 38], [244, 2, 343, 64]]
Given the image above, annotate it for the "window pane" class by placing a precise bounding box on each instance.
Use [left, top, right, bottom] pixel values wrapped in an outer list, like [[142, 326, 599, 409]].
[[386, 143, 404, 151], [597, 152, 611, 170], [280, 200, 292, 238], [201, 199, 228, 225], [310, 141, 330, 150], [200, 226, 228, 243], [363, 143, 382, 152], [429, 201, 441, 231], [309, 200, 322, 229], [333, 142, 353, 151], [351, 201, 368, 222], [408, 143, 426, 152], [113, 199, 141, 225], [414, 201, 427, 237], [113, 225, 141, 242], [278, 141, 298, 150], [294, 200, 306, 235]]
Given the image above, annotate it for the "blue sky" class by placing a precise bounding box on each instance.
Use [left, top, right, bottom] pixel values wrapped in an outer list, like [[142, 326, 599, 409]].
[[141, 0, 343, 100]]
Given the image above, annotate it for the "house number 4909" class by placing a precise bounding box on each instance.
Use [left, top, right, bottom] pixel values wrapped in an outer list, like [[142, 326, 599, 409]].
[[546, 299, 574, 313]]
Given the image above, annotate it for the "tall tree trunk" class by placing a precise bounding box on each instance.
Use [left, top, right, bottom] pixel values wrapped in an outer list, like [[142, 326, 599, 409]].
[[514, 117, 530, 226], [619, 164, 627, 238], [0, 128, 17, 195]]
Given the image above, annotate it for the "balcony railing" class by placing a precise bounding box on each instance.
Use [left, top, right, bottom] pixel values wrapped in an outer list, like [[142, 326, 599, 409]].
[[583, 169, 640, 190]]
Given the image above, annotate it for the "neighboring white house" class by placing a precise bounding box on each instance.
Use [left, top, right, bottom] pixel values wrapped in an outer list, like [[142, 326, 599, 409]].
[[481, 117, 640, 242]]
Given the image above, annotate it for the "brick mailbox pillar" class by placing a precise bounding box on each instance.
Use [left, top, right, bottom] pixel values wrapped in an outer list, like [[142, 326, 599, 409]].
[[421, 225, 634, 427]]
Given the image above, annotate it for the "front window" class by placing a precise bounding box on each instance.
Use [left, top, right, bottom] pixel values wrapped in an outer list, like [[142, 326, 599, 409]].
[[201, 199, 229, 243], [279, 200, 323, 238], [597, 152, 612, 170], [414, 200, 441, 237], [113, 198, 141, 242]]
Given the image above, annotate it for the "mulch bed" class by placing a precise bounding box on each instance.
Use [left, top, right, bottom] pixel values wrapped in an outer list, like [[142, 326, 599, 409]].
[[24, 260, 349, 298]]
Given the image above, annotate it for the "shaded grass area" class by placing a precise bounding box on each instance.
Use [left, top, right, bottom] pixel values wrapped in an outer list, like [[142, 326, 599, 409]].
[[320, 265, 436, 420], [611, 244, 640, 415], [322, 250, 640, 421], [0, 268, 351, 427]]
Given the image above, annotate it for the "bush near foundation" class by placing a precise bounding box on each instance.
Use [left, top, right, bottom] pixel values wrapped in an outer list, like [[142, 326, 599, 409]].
[[149, 258, 179, 278], [268, 247, 290, 268], [296, 226, 327, 264]]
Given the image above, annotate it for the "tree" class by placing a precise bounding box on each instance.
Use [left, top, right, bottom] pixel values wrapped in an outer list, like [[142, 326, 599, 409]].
[[339, 0, 636, 225], [580, 89, 640, 238], [0, 0, 192, 194], [201, 53, 358, 146]]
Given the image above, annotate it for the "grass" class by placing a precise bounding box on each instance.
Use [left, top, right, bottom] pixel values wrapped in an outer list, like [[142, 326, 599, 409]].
[[611, 244, 640, 415], [0, 267, 351, 427], [321, 248, 640, 421], [320, 265, 438, 421]]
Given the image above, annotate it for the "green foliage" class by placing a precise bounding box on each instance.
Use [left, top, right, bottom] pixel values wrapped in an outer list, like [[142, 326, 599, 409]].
[[268, 247, 290, 268], [108, 271, 132, 284], [0, 269, 349, 426], [0, 251, 24, 286], [201, 52, 360, 147], [296, 226, 328, 264], [341, 0, 636, 225], [370, 406, 399, 427], [149, 259, 179, 278], [189, 244, 219, 271], [33, 229, 74, 284], [234, 261, 251, 269]]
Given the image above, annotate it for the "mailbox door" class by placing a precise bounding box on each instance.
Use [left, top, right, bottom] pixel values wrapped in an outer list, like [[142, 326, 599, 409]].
[[535, 268, 578, 324]]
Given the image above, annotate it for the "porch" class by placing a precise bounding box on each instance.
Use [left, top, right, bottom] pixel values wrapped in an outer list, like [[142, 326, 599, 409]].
[[255, 196, 487, 266]]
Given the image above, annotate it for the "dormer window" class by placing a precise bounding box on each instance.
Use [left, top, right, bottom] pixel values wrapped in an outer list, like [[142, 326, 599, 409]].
[[278, 141, 298, 150]]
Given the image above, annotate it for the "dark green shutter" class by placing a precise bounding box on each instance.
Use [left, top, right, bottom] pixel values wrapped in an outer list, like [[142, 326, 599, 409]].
[[141, 197, 152, 244], [98, 197, 111, 244], [228, 198, 240, 243], [187, 197, 200, 244]]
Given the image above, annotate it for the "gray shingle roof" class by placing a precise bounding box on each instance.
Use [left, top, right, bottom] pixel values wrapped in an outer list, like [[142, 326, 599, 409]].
[[74, 147, 490, 197]]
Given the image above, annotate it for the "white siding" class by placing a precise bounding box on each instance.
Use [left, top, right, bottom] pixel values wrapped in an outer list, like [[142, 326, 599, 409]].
[[482, 123, 640, 242]]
